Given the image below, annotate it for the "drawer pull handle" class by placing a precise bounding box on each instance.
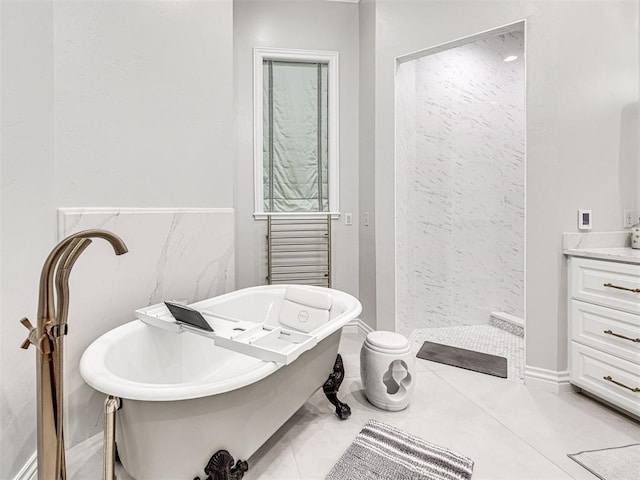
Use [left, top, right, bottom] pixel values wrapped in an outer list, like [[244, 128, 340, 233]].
[[603, 283, 640, 293], [603, 376, 640, 393], [603, 330, 640, 343]]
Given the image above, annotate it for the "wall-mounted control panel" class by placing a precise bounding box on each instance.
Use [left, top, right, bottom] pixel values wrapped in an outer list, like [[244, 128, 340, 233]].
[[578, 209, 592, 230]]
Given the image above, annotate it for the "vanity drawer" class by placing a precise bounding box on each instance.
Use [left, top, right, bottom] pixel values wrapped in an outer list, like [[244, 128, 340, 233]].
[[570, 342, 640, 417], [570, 300, 640, 364], [569, 257, 640, 315]]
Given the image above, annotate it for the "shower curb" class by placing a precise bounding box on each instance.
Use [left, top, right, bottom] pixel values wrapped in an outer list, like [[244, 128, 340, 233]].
[[490, 312, 524, 337]]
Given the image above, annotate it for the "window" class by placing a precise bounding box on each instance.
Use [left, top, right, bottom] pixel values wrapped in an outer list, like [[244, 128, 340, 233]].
[[253, 48, 339, 218]]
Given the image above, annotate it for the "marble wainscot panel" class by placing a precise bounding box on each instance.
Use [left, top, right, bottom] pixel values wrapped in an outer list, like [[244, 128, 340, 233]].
[[57, 207, 235, 450], [396, 31, 525, 334]]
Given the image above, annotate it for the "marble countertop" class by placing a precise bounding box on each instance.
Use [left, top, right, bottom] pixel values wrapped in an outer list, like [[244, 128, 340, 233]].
[[562, 231, 639, 264], [563, 247, 640, 264]]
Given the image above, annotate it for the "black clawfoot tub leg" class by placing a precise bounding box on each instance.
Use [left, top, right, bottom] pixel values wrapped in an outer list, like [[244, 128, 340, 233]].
[[323, 354, 351, 420], [194, 450, 248, 480]]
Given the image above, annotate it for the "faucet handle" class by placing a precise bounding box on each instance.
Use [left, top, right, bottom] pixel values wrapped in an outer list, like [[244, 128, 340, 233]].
[[20, 317, 34, 349], [19, 317, 50, 355]]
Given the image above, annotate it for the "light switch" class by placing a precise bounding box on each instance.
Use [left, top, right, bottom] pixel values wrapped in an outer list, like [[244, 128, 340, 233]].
[[344, 213, 352, 226], [624, 210, 634, 228]]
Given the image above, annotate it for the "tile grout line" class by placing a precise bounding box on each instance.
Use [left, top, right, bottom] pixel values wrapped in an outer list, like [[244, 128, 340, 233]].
[[286, 436, 304, 480], [430, 369, 581, 479]]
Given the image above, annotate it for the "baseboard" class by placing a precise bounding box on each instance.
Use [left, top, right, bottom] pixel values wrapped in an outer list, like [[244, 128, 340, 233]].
[[524, 366, 572, 393], [343, 318, 373, 336], [13, 452, 36, 480]]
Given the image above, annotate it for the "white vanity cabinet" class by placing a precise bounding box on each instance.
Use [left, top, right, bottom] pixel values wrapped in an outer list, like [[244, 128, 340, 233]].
[[568, 256, 640, 418]]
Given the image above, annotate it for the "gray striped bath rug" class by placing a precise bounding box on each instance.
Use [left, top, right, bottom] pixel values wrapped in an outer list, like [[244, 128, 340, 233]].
[[326, 419, 474, 480]]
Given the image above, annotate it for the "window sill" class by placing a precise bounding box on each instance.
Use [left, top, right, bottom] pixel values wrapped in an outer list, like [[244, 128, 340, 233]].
[[253, 212, 341, 221]]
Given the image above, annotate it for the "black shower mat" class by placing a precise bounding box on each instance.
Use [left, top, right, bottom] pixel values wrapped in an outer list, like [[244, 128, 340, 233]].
[[416, 341, 508, 378]]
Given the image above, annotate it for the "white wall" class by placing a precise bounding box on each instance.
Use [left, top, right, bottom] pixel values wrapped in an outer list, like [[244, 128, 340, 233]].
[[371, 0, 639, 377], [1, 2, 55, 477], [395, 31, 525, 334], [358, 0, 377, 329], [0, 1, 234, 478], [233, 1, 360, 299], [55, 0, 234, 208]]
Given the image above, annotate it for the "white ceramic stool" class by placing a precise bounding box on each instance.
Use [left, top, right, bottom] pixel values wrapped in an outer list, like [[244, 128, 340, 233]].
[[360, 331, 415, 411]]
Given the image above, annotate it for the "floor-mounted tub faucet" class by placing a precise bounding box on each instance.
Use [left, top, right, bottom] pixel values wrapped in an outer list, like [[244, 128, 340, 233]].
[[20, 229, 128, 480]]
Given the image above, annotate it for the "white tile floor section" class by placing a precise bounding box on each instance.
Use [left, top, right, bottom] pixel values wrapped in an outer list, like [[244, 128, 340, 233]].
[[67, 331, 640, 480], [409, 325, 525, 383]]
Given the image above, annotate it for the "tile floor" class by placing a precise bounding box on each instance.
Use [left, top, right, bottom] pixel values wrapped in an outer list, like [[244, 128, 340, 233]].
[[68, 331, 640, 479]]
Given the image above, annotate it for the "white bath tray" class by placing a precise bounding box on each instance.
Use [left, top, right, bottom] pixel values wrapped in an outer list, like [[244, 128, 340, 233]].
[[135, 303, 185, 334], [135, 302, 317, 365], [214, 325, 317, 364]]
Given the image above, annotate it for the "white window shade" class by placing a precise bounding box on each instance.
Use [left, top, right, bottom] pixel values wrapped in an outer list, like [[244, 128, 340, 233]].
[[253, 48, 339, 219]]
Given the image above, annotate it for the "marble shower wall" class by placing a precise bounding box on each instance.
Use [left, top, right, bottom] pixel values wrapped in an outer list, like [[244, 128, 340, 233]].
[[396, 31, 525, 334], [58, 208, 234, 448]]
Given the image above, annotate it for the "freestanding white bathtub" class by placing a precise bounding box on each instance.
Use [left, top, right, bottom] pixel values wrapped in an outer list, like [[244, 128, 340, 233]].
[[80, 285, 362, 480]]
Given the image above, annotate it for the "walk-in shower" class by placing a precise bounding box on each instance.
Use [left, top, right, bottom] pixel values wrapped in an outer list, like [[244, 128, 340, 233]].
[[395, 23, 526, 381]]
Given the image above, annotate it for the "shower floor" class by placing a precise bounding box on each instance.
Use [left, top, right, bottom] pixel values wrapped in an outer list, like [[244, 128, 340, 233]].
[[409, 325, 524, 383]]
